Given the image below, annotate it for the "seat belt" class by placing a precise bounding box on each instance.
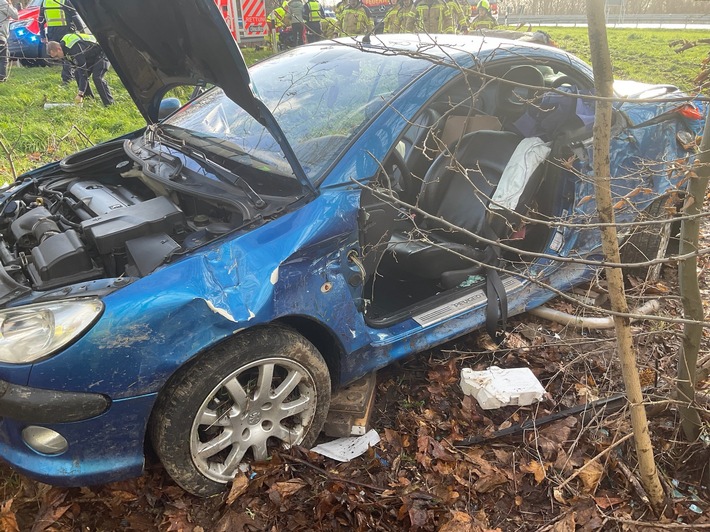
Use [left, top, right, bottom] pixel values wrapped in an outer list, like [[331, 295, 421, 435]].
[[479, 227, 508, 343]]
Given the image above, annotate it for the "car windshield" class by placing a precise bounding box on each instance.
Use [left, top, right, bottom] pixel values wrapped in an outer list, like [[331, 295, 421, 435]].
[[164, 45, 430, 183], [26, 0, 42, 7]]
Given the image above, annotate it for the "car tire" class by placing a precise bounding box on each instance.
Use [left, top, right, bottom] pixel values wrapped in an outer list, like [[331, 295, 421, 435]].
[[621, 195, 679, 280], [149, 326, 331, 496]]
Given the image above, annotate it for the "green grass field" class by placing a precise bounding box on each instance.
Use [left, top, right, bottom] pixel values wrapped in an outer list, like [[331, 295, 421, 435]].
[[0, 28, 707, 182]]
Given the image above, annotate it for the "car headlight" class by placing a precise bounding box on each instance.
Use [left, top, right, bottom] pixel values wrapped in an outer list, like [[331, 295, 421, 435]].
[[0, 299, 103, 364]]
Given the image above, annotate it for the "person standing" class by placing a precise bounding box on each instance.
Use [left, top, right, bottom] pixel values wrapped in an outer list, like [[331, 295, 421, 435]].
[[288, 0, 305, 45], [383, 0, 416, 33], [0, 0, 18, 82], [470, 0, 497, 30], [443, 0, 467, 34], [338, 0, 372, 37], [415, 0, 445, 34], [39, 0, 84, 84], [303, 0, 324, 42], [46, 33, 114, 106], [267, 2, 292, 49]]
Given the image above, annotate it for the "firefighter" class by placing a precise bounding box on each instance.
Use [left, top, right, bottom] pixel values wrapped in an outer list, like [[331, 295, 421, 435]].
[[415, 0, 445, 34], [383, 0, 416, 34], [266, 2, 292, 49], [38, 0, 84, 84], [470, 0, 497, 30], [320, 15, 339, 39], [303, 0, 325, 42], [338, 0, 372, 37], [46, 33, 114, 106], [443, 0, 467, 34]]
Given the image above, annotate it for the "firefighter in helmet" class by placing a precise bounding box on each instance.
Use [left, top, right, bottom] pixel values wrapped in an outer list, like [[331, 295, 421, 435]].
[[338, 0, 372, 37], [383, 0, 416, 33], [470, 0, 497, 30]]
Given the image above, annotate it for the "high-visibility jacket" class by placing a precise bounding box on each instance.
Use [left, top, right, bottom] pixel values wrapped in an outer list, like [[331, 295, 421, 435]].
[[61, 31, 96, 50], [470, 11, 496, 30], [339, 5, 372, 36], [415, 0, 445, 34], [42, 0, 68, 27], [305, 0, 324, 22], [267, 6, 290, 30], [320, 17, 338, 38], [443, 0, 467, 33], [383, 3, 417, 33], [334, 0, 346, 19]]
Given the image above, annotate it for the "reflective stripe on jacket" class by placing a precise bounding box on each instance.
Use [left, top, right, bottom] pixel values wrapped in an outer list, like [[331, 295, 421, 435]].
[[470, 12, 496, 30], [384, 4, 416, 33], [415, 0, 445, 34], [443, 0, 466, 33], [61, 31, 96, 50], [339, 6, 372, 35], [305, 0, 323, 21], [43, 0, 67, 27]]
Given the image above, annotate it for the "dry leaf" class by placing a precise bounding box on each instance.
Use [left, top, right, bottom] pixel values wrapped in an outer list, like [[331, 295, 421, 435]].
[[593, 495, 625, 509], [473, 470, 508, 493], [578, 460, 604, 493], [438, 511, 475, 532], [520, 460, 547, 484], [553, 487, 567, 505], [0, 498, 19, 532], [550, 511, 576, 532], [226, 473, 249, 506], [271, 479, 307, 499]]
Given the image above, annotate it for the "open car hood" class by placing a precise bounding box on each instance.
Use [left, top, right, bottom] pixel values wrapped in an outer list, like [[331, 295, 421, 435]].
[[71, 0, 313, 191]]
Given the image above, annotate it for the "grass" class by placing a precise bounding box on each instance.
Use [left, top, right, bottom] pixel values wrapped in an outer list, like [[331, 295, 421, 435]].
[[0, 30, 707, 182]]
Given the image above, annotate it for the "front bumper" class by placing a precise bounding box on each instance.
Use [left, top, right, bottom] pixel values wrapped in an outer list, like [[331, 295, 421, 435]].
[[0, 387, 156, 487]]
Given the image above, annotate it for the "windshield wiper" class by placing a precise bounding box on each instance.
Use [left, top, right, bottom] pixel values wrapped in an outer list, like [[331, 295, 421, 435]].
[[153, 129, 266, 209]]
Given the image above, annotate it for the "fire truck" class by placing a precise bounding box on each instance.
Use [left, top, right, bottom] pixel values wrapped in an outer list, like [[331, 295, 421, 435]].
[[362, 0, 391, 22], [214, 0, 269, 42]]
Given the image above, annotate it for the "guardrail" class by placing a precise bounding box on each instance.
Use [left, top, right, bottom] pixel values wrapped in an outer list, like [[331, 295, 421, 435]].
[[504, 13, 710, 28]]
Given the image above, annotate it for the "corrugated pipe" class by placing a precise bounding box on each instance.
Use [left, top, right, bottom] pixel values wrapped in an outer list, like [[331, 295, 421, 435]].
[[529, 299, 661, 329]]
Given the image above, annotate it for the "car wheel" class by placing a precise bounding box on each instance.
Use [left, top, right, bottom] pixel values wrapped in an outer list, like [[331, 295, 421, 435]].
[[621, 195, 679, 280], [150, 326, 331, 496]]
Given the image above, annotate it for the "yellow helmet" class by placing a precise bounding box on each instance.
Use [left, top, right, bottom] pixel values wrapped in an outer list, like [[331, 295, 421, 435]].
[[477, 0, 490, 10]]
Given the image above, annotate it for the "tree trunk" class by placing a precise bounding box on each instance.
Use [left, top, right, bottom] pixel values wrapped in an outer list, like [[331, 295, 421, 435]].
[[676, 117, 710, 441], [586, 0, 667, 516]]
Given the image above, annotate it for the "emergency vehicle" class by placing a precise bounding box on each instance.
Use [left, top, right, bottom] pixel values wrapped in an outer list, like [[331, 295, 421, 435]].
[[214, 0, 269, 41]]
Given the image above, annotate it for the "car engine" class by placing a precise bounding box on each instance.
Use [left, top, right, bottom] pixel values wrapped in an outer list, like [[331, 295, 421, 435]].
[[0, 147, 258, 295]]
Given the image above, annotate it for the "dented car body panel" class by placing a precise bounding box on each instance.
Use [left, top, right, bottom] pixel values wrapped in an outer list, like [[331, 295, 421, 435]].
[[0, 0, 703, 488]]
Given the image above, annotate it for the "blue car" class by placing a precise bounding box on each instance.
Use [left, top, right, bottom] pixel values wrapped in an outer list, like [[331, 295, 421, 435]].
[[0, 0, 702, 496]]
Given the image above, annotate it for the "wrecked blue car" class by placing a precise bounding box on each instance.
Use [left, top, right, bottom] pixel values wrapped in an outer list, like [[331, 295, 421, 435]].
[[0, 0, 702, 496]]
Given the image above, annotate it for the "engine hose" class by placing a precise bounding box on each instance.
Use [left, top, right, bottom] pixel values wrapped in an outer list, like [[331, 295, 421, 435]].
[[529, 299, 660, 329]]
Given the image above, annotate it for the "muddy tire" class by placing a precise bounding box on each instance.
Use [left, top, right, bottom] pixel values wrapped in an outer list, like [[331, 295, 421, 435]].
[[620, 195, 679, 280], [150, 327, 331, 496]]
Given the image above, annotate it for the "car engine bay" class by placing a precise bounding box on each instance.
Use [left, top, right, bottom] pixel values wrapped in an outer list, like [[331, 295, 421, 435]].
[[0, 137, 303, 296]]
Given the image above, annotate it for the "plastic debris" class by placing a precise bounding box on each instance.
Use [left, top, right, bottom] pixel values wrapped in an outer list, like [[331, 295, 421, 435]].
[[460, 366, 546, 409], [310, 429, 380, 462], [43, 103, 77, 109]]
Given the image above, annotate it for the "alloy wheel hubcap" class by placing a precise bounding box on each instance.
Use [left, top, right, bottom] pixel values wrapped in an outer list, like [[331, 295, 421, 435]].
[[190, 357, 318, 483]]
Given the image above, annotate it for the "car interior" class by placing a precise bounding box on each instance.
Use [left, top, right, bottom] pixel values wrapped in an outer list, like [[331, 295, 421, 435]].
[[358, 61, 595, 326]]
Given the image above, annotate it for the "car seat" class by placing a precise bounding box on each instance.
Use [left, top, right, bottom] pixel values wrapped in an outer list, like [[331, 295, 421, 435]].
[[396, 108, 444, 203], [382, 129, 549, 338]]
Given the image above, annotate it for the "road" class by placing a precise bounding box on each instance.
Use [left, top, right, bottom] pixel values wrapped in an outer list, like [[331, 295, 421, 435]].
[[504, 13, 710, 29]]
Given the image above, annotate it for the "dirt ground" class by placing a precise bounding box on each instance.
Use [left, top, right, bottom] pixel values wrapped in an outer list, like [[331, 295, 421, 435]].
[[0, 252, 708, 531]]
